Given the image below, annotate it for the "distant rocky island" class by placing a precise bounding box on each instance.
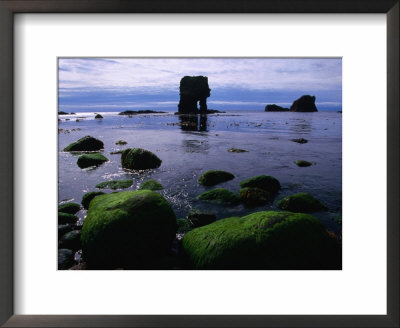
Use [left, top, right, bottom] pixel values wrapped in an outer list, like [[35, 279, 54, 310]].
[[265, 95, 318, 112], [118, 110, 166, 115]]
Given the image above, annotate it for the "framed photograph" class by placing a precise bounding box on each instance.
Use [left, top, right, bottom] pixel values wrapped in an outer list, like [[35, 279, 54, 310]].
[[1, 1, 398, 327]]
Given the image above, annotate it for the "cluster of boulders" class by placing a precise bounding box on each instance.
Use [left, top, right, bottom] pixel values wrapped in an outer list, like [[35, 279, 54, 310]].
[[265, 95, 318, 112]]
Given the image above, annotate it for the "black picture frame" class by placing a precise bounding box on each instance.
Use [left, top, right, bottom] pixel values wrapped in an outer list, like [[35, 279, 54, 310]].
[[0, 1, 398, 327]]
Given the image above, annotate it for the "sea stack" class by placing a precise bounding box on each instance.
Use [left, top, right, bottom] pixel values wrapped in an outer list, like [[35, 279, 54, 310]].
[[290, 95, 318, 112], [178, 76, 211, 114], [265, 104, 289, 112]]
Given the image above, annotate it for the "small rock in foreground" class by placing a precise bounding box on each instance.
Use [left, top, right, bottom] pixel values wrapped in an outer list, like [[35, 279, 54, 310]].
[[227, 148, 248, 153], [58, 202, 81, 214], [291, 138, 308, 144], [77, 153, 108, 168], [198, 170, 235, 186], [277, 193, 327, 213], [139, 180, 164, 191], [239, 175, 280, 194], [197, 188, 240, 205], [63, 136, 104, 151], [95, 179, 133, 190], [121, 148, 162, 170]]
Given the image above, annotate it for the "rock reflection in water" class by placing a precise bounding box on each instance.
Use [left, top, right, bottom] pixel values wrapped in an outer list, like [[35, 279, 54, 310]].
[[179, 114, 208, 132]]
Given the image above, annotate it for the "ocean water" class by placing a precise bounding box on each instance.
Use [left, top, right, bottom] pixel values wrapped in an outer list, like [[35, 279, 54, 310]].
[[58, 110, 342, 234]]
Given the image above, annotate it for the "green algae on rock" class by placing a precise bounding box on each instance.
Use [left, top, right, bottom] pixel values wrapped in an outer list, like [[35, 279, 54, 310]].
[[58, 202, 81, 214], [277, 193, 327, 213], [198, 170, 235, 186], [239, 187, 271, 207], [81, 191, 106, 209], [227, 148, 248, 153], [115, 140, 127, 145], [58, 212, 78, 224], [139, 179, 164, 191], [121, 148, 162, 170], [95, 179, 133, 190], [63, 136, 104, 151], [239, 175, 280, 194], [187, 209, 216, 228], [197, 188, 240, 205], [77, 153, 108, 169], [290, 138, 308, 144], [81, 190, 177, 268], [177, 218, 194, 234], [182, 211, 341, 269], [295, 160, 312, 167]]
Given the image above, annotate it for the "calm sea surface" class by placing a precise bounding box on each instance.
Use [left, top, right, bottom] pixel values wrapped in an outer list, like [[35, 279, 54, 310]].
[[58, 110, 342, 234]]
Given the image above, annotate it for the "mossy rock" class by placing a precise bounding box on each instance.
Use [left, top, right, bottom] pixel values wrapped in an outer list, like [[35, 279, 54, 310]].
[[77, 153, 108, 168], [295, 160, 312, 167], [121, 148, 162, 170], [58, 212, 78, 224], [239, 175, 280, 193], [81, 190, 177, 268], [239, 187, 270, 207], [95, 179, 133, 190], [182, 211, 341, 269], [197, 188, 240, 205], [58, 202, 80, 214], [63, 136, 104, 151], [58, 249, 75, 270], [59, 230, 82, 251], [187, 209, 216, 228], [277, 193, 328, 213], [198, 170, 235, 186], [115, 140, 127, 145], [227, 148, 248, 153], [81, 191, 106, 209], [139, 180, 164, 191], [58, 224, 74, 237], [177, 218, 194, 234]]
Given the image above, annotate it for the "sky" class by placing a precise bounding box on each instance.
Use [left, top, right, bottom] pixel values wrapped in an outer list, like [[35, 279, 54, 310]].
[[58, 58, 342, 112]]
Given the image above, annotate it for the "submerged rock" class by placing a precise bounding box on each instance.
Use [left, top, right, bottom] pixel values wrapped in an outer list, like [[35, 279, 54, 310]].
[[81, 191, 106, 209], [295, 160, 312, 167], [239, 187, 270, 207], [290, 95, 318, 112], [95, 114, 103, 119], [59, 230, 82, 251], [197, 188, 240, 205], [121, 148, 162, 170], [58, 249, 75, 270], [58, 202, 80, 214], [277, 193, 327, 213], [291, 138, 308, 144], [77, 153, 108, 168], [182, 211, 341, 269], [63, 136, 104, 152], [115, 140, 127, 145], [139, 180, 163, 191], [81, 190, 177, 268], [239, 175, 280, 194], [198, 170, 235, 186], [187, 209, 216, 228], [227, 148, 248, 153], [95, 179, 133, 190], [265, 104, 289, 112], [58, 212, 78, 224]]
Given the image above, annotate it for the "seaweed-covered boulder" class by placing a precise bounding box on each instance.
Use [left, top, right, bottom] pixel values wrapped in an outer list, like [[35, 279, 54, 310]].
[[239, 175, 280, 194], [139, 180, 163, 191], [227, 148, 248, 153], [182, 211, 341, 269], [58, 202, 80, 214], [277, 193, 327, 213], [295, 160, 312, 167], [239, 187, 270, 207], [198, 170, 235, 186], [81, 191, 106, 209], [77, 153, 108, 168], [265, 104, 289, 112], [115, 140, 127, 145], [121, 148, 162, 170], [58, 212, 78, 224], [58, 224, 74, 236], [95, 179, 133, 190], [197, 188, 240, 205], [63, 136, 104, 152], [187, 209, 216, 228], [58, 249, 75, 270], [290, 95, 318, 112], [177, 218, 194, 234], [59, 230, 82, 251], [81, 190, 177, 268], [95, 114, 103, 119]]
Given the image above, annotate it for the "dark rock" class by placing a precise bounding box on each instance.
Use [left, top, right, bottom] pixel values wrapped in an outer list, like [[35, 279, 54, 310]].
[[58, 111, 69, 115], [95, 179, 133, 190], [58, 202, 80, 214], [58, 249, 75, 270], [81, 190, 177, 268], [77, 153, 108, 168], [198, 170, 235, 186], [187, 209, 216, 228], [239, 175, 280, 194], [290, 95, 318, 112], [182, 211, 341, 269], [176, 218, 194, 234], [227, 148, 248, 153], [295, 160, 312, 167], [277, 193, 327, 213], [63, 136, 104, 151], [58, 212, 78, 224], [110, 150, 124, 155], [121, 148, 162, 170], [139, 180, 163, 191], [115, 140, 127, 145], [239, 187, 270, 207], [197, 188, 240, 205], [69, 262, 89, 270], [265, 104, 289, 112], [118, 110, 166, 115], [58, 224, 74, 237], [178, 76, 211, 114], [59, 230, 82, 251], [95, 114, 103, 119], [81, 191, 106, 209], [291, 138, 308, 144]]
